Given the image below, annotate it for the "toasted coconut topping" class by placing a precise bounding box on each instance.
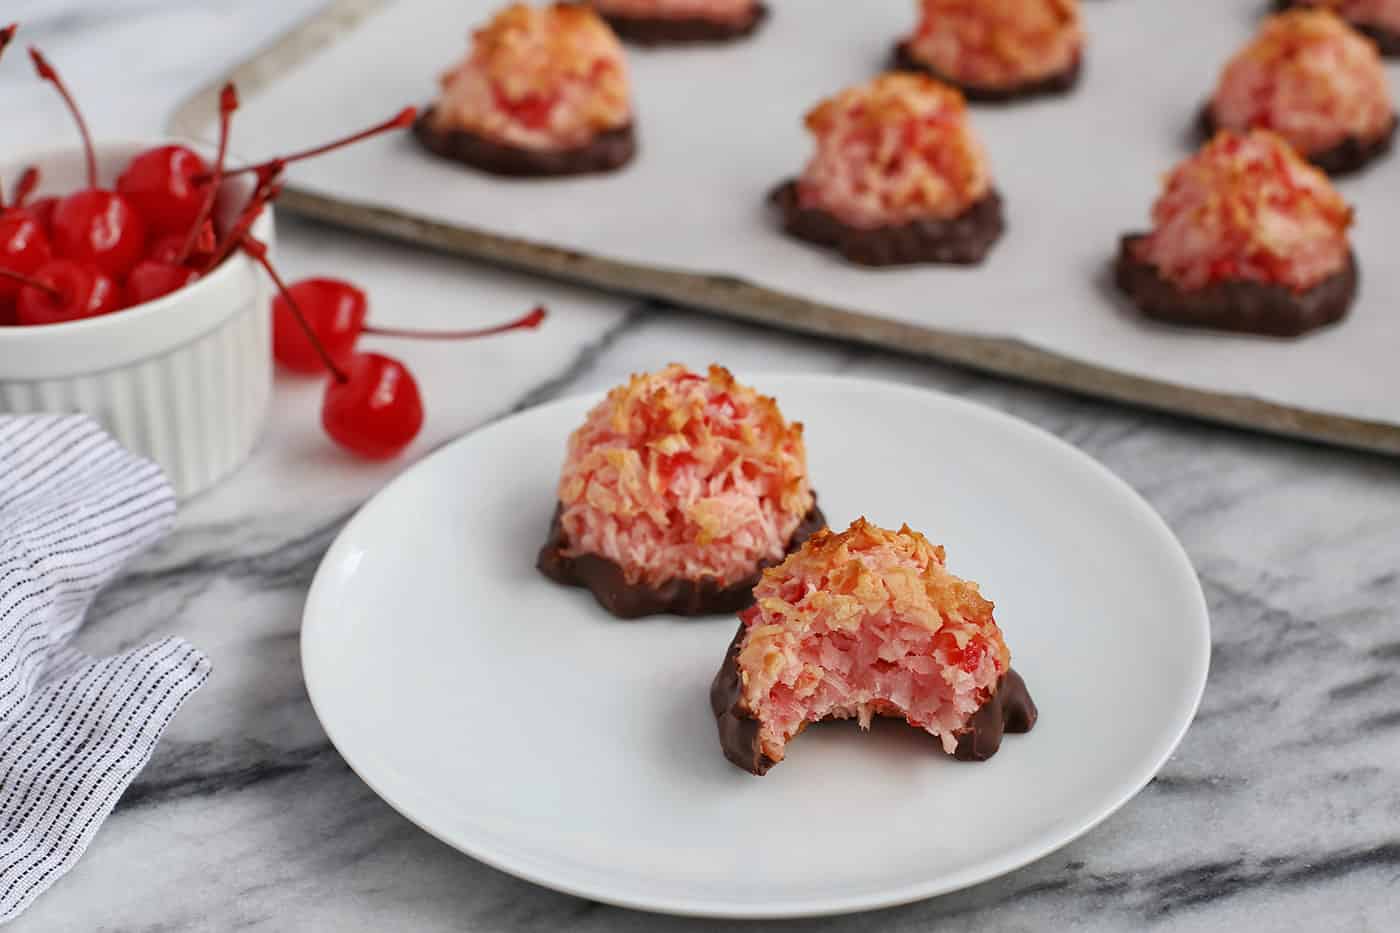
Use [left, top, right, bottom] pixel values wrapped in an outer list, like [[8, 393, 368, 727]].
[[590, 0, 757, 23], [1212, 11, 1393, 156], [1290, 0, 1400, 31], [796, 73, 992, 229], [906, 0, 1083, 90], [557, 365, 813, 587], [736, 518, 1010, 758], [432, 3, 631, 150], [1133, 130, 1353, 293]]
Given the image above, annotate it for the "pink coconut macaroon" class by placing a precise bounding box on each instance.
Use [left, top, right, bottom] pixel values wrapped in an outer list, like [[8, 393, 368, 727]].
[[589, 0, 768, 43], [413, 2, 636, 175], [536, 364, 825, 619], [710, 518, 1037, 775], [1206, 10, 1396, 175], [769, 73, 1004, 266], [1116, 129, 1358, 337], [894, 0, 1085, 101], [1278, 0, 1400, 55]]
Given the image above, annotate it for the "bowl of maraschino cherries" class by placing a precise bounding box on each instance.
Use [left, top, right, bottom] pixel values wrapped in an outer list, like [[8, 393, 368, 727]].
[[0, 23, 546, 496]]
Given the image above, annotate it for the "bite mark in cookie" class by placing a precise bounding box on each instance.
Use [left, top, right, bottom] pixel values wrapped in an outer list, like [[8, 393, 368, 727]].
[[710, 519, 1036, 774]]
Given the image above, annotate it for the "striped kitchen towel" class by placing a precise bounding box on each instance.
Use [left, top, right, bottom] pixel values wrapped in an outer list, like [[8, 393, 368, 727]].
[[0, 416, 210, 924]]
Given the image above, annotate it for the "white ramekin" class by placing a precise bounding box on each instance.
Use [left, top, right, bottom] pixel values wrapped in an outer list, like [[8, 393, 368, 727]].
[[0, 140, 275, 499]]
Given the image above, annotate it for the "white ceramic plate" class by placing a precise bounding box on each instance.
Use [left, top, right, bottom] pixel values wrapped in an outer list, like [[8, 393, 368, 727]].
[[301, 374, 1210, 918]]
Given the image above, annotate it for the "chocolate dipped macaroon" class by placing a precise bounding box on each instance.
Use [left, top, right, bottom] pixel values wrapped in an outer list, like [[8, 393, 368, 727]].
[[711, 518, 1037, 775], [1276, 0, 1400, 56], [1116, 129, 1358, 338], [770, 73, 1004, 267], [893, 0, 1084, 102], [415, 2, 636, 176], [537, 364, 825, 619], [1203, 9, 1395, 175]]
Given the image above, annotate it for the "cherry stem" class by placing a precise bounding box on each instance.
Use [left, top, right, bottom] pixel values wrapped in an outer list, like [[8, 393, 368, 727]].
[[203, 107, 417, 183], [364, 305, 547, 340], [13, 167, 39, 207], [30, 47, 96, 189], [241, 235, 348, 384], [178, 83, 238, 265], [0, 266, 61, 301], [201, 177, 279, 273]]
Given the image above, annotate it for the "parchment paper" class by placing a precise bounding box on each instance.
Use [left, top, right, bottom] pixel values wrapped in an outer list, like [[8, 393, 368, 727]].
[[225, 0, 1400, 425]]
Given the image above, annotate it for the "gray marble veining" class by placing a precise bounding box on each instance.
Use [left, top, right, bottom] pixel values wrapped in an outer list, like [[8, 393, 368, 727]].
[[5, 3, 1400, 930]]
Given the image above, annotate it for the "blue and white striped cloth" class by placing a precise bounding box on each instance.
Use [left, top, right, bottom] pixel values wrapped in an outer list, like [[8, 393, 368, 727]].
[[0, 416, 210, 924]]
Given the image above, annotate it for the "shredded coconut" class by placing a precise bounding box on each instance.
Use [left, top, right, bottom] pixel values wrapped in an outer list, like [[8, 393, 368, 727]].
[[1211, 10, 1393, 156], [905, 0, 1083, 90], [432, 3, 631, 151], [1133, 130, 1353, 292], [737, 519, 1010, 762], [557, 365, 813, 587], [796, 73, 992, 229]]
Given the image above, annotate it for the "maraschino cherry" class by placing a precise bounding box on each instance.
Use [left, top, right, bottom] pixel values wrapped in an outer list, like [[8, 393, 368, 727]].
[[115, 145, 208, 237], [23, 195, 58, 231], [272, 278, 367, 373], [0, 260, 121, 326], [124, 260, 198, 306], [30, 47, 147, 279], [8, 167, 39, 210], [272, 277, 546, 374], [3, 27, 549, 463], [123, 84, 238, 305], [322, 353, 427, 461], [0, 208, 51, 309], [14, 166, 60, 234], [242, 236, 425, 459]]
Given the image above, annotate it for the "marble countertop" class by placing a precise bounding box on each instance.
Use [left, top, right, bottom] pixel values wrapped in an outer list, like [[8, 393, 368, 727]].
[[6, 3, 1400, 930]]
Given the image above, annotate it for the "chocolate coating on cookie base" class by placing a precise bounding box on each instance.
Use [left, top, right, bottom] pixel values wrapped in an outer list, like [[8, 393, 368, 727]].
[[1198, 106, 1397, 177], [537, 501, 826, 619], [711, 623, 778, 775], [1116, 235, 1357, 337], [892, 41, 1082, 103], [1274, 0, 1400, 56], [711, 623, 1038, 775], [769, 180, 1004, 266], [413, 107, 636, 177], [600, 3, 767, 45], [952, 670, 1038, 761]]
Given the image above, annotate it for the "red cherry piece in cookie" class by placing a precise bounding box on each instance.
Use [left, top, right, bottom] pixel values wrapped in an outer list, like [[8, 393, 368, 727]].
[[321, 352, 425, 460], [0, 209, 52, 302], [272, 277, 367, 374], [126, 259, 199, 306], [12, 259, 122, 325], [116, 145, 210, 236], [50, 189, 148, 279]]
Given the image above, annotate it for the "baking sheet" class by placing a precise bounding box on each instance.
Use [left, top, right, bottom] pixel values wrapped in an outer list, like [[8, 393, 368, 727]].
[[191, 0, 1400, 440]]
